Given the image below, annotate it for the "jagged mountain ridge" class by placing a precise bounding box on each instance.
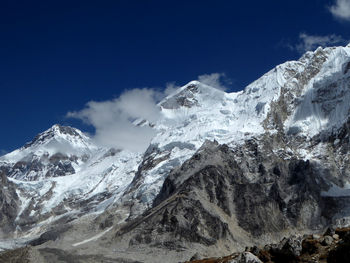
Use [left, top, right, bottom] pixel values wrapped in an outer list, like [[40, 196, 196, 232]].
[[0, 44, 350, 262]]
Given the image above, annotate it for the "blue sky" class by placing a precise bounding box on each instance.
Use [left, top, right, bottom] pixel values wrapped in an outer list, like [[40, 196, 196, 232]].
[[1, 0, 350, 152]]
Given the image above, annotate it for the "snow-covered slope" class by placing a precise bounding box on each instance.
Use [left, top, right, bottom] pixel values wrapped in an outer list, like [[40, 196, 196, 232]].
[[0, 124, 100, 180], [285, 46, 350, 137], [127, 44, 350, 207], [1, 44, 350, 258], [4, 124, 97, 161], [12, 148, 140, 226]]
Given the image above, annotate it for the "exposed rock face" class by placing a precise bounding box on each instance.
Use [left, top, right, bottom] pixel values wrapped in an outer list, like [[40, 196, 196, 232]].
[[160, 83, 201, 109], [1, 45, 350, 262], [4, 152, 77, 180], [113, 138, 340, 255], [0, 171, 19, 237], [183, 227, 350, 263]]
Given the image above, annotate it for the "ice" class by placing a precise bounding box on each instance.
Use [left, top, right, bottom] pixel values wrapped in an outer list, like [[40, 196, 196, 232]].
[[285, 46, 350, 137], [3, 44, 350, 239]]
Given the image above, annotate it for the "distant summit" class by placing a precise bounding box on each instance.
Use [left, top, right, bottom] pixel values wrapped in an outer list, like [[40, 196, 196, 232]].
[[160, 80, 225, 109], [1, 45, 350, 262], [0, 124, 98, 180], [24, 124, 87, 148]]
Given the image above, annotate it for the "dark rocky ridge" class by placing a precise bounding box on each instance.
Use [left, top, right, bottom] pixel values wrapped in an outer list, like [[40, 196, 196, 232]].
[[0, 170, 20, 237], [111, 136, 348, 258], [0, 46, 350, 262], [5, 152, 77, 180], [185, 227, 350, 263]]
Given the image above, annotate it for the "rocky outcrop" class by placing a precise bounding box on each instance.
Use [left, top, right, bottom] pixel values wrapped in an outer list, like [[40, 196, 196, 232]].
[[160, 83, 201, 109], [4, 152, 77, 180], [185, 227, 350, 263], [185, 252, 262, 263], [111, 136, 347, 259], [1, 45, 350, 262], [0, 170, 20, 237]]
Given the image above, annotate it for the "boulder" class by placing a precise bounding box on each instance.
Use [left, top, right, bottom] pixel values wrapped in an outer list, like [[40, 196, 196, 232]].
[[322, 235, 333, 246], [332, 234, 339, 240], [229, 252, 262, 263]]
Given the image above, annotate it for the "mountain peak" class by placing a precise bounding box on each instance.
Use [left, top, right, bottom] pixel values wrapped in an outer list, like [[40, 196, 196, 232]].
[[50, 124, 83, 137], [0, 124, 98, 180], [181, 80, 223, 93], [2, 44, 350, 261], [160, 80, 225, 110], [23, 124, 86, 149]]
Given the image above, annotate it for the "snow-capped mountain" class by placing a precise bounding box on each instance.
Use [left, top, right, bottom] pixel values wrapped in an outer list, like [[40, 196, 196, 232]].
[[1, 44, 350, 262], [125, 45, 350, 213], [0, 124, 98, 180]]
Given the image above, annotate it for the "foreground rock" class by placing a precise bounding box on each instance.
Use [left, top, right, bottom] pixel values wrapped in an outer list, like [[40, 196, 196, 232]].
[[1, 45, 350, 262], [185, 227, 350, 263]]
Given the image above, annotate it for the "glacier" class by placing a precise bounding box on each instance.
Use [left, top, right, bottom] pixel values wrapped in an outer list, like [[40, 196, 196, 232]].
[[1, 44, 350, 256]]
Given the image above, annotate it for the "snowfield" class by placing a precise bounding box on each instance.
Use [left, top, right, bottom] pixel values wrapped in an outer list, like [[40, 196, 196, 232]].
[[1, 44, 350, 240]]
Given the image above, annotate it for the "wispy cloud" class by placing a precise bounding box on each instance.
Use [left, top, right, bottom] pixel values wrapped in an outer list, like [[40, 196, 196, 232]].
[[329, 0, 350, 21], [0, 149, 7, 156], [67, 73, 231, 152], [67, 88, 161, 152], [165, 73, 229, 95], [164, 82, 181, 96], [197, 73, 230, 91], [289, 33, 346, 54]]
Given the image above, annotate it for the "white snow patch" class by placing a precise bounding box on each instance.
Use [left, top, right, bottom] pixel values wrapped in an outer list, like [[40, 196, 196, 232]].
[[72, 227, 113, 247]]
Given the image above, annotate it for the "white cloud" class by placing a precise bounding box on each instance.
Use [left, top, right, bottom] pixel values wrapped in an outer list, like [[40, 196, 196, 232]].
[[67, 88, 161, 152], [329, 0, 350, 21], [67, 73, 231, 152], [164, 82, 181, 96], [290, 33, 346, 54], [165, 73, 229, 96], [197, 73, 229, 91]]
